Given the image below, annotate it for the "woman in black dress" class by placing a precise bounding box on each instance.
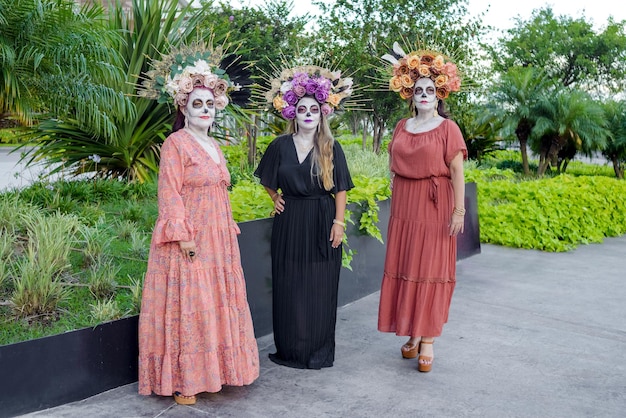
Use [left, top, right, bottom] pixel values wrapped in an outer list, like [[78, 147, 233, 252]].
[[254, 66, 354, 369]]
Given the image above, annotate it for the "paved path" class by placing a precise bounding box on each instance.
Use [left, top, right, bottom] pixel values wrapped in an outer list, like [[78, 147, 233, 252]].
[[21, 236, 626, 418], [0, 147, 44, 191]]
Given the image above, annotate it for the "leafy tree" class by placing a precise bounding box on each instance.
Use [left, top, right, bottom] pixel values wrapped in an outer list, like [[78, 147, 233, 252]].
[[195, 0, 311, 163], [311, 0, 488, 153], [531, 89, 608, 175], [488, 7, 626, 93], [601, 100, 626, 179], [19, 0, 231, 182], [0, 0, 130, 133]]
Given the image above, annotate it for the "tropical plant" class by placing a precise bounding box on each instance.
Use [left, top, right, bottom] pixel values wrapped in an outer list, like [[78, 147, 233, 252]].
[[531, 89, 608, 175], [480, 66, 554, 175], [0, 0, 130, 129], [17, 0, 235, 182], [601, 100, 626, 179]]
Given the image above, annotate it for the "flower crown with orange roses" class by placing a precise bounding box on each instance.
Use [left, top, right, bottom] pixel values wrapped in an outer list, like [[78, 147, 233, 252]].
[[138, 40, 252, 110], [259, 64, 358, 120], [381, 41, 461, 100]]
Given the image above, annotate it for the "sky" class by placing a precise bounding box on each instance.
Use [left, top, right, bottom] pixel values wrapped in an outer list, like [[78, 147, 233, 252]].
[[232, 0, 626, 33]]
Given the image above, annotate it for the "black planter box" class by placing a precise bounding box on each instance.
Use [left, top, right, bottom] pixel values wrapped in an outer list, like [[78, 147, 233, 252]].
[[0, 183, 480, 417]]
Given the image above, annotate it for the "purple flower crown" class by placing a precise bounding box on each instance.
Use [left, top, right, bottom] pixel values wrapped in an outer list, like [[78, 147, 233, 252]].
[[265, 66, 353, 120]]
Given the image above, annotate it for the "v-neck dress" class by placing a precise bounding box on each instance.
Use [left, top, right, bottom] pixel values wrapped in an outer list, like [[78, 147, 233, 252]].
[[378, 118, 467, 337], [254, 134, 354, 369], [138, 130, 259, 396]]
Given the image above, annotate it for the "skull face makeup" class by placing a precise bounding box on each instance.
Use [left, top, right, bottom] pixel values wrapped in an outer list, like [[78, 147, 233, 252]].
[[412, 77, 437, 113], [182, 88, 216, 132], [295, 97, 321, 132]]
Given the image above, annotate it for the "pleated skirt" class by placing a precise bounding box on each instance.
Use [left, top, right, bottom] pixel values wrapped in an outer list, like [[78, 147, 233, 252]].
[[270, 195, 342, 369], [378, 175, 457, 337]]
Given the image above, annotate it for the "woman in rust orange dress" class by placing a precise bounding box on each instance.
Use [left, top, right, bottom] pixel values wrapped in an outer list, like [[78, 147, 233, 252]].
[[378, 42, 467, 372], [137, 43, 259, 404]]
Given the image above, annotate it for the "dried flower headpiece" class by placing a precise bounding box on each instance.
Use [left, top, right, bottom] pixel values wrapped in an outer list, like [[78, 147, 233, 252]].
[[263, 65, 354, 120], [138, 40, 252, 110], [382, 42, 461, 100]]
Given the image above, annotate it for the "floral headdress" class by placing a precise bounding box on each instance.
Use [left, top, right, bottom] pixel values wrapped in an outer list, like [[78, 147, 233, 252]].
[[138, 40, 252, 110], [263, 65, 354, 120], [381, 42, 461, 100]]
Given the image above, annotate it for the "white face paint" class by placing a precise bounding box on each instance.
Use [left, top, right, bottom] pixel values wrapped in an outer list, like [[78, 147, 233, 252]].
[[295, 97, 321, 132], [413, 78, 437, 113], [182, 88, 216, 132]]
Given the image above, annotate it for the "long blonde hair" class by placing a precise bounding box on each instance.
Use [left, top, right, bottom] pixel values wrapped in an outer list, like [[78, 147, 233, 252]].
[[288, 113, 335, 191]]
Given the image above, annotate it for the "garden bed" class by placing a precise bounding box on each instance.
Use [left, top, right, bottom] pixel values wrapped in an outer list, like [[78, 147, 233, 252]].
[[0, 185, 480, 417]]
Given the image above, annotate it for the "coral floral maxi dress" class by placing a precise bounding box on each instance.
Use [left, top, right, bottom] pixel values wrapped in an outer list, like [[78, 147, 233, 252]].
[[378, 119, 467, 338], [139, 130, 259, 396]]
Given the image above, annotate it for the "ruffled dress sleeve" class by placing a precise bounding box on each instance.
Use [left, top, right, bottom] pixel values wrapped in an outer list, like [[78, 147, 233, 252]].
[[332, 141, 354, 193], [254, 136, 283, 190], [444, 120, 468, 165], [151, 135, 194, 245]]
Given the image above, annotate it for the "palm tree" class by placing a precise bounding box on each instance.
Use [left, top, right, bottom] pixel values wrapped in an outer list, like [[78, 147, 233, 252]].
[[19, 0, 232, 182], [532, 89, 608, 176], [601, 100, 626, 179], [0, 0, 129, 132], [481, 66, 553, 175]]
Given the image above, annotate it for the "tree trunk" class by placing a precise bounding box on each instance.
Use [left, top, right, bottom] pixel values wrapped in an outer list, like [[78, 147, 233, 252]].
[[246, 116, 258, 165], [611, 156, 624, 179], [515, 120, 531, 176], [361, 117, 369, 151], [372, 115, 383, 155]]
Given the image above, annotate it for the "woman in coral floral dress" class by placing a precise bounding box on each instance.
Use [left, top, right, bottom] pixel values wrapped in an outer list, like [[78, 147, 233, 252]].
[[137, 44, 258, 404]]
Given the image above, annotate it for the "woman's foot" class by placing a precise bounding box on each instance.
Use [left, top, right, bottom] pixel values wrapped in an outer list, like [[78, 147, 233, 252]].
[[174, 392, 196, 405], [401, 337, 421, 359], [418, 339, 434, 372]]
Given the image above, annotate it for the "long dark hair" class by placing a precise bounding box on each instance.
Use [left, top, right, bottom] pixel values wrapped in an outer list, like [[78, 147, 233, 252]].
[[172, 108, 186, 133]]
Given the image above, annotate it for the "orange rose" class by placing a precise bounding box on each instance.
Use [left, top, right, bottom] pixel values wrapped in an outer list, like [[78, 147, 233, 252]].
[[434, 74, 449, 88], [409, 69, 419, 81], [327, 93, 342, 107], [400, 74, 414, 88], [406, 54, 421, 69], [389, 76, 403, 92], [418, 64, 431, 77], [432, 55, 445, 71], [273, 95, 286, 110], [436, 87, 449, 100], [398, 64, 409, 75], [399, 87, 413, 100]]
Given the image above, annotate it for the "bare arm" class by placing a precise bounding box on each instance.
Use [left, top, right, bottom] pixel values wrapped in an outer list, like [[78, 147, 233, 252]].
[[263, 186, 284, 215], [330, 190, 347, 248]]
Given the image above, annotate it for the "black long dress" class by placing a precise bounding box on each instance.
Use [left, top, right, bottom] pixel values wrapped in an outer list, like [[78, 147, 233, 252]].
[[254, 134, 354, 369]]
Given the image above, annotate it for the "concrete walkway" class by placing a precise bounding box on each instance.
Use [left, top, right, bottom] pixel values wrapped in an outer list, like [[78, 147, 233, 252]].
[[20, 235, 626, 418]]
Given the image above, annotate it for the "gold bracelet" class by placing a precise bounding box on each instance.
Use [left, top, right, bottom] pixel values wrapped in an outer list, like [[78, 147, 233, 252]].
[[333, 219, 346, 228], [453, 207, 466, 216]]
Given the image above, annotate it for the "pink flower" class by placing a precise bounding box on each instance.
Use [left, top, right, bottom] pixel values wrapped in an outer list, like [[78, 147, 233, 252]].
[[178, 77, 194, 94], [321, 103, 333, 116], [215, 95, 229, 110], [293, 84, 306, 97]]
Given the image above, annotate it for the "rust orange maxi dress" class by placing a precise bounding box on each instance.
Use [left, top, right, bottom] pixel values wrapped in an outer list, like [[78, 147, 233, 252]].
[[378, 118, 467, 337], [138, 130, 259, 396]]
